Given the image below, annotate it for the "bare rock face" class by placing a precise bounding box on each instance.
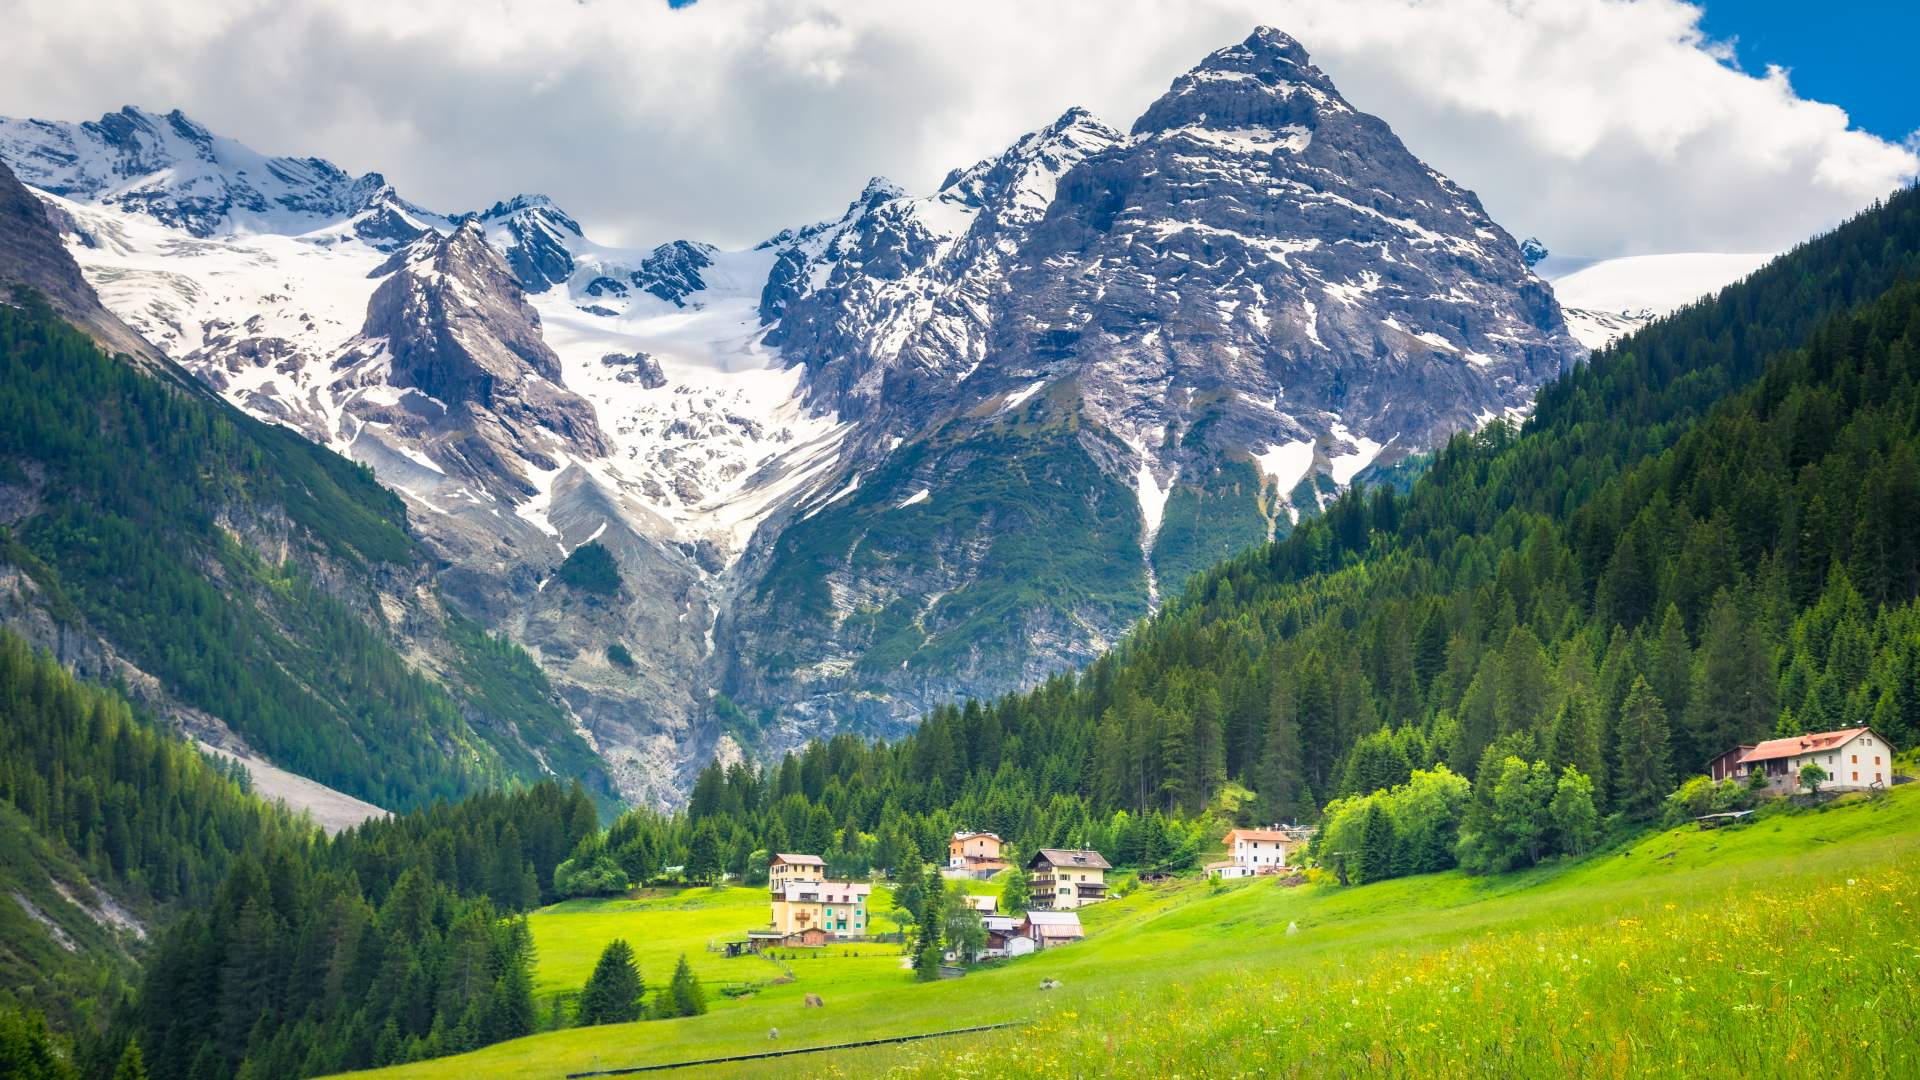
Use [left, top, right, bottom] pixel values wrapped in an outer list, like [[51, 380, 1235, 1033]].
[[761, 110, 1126, 422], [349, 221, 607, 497], [470, 194, 583, 292], [0, 159, 169, 369], [719, 28, 1583, 746], [0, 27, 1589, 798], [601, 351, 667, 388]]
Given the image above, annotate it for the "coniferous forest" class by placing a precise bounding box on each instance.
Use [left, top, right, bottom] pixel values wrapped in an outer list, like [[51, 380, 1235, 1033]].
[[4, 174, 1920, 1077], [584, 186, 1920, 892]]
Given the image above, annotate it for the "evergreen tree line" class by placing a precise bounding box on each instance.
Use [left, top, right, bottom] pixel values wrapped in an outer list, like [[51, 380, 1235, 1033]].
[[124, 780, 599, 1079], [0, 621, 602, 1079], [0, 293, 610, 811], [573, 941, 706, 1026], [622, 188, 1920, 890]]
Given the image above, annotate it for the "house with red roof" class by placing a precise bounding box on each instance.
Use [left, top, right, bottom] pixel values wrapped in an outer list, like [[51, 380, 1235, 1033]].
[[1206, 826, 1312, 879], [1709, 728, 1897, 793]]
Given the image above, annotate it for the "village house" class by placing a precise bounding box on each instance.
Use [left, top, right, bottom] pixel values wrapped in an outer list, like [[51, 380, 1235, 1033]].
[[1028, 848, 1110, 910], [1708, 728, 1898, 793], [1020, 910, 1085, 950], [947, 831, 1011, 877], [979, 915, 1036, 959], [962, 893, 997, 914], [766, 853, 871, 941], [1205, 826, 1307, 879]]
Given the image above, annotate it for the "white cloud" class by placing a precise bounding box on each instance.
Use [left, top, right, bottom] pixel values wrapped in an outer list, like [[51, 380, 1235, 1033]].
[[1, 0, 1912, 255]]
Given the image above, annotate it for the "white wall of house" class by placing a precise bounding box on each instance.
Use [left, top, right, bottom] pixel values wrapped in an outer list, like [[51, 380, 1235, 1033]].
[[1775, 732, 1891, 791], [1232, 837, 1290, 870], [1206, 863, 1254, 879]]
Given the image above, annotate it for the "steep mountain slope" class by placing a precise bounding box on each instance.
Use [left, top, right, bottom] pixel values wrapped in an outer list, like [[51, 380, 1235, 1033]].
[[0, 28, 1583, 795], [0, 160, 614, 811], [660, 183, 1920, 888], [721, 29, 1581, 740]]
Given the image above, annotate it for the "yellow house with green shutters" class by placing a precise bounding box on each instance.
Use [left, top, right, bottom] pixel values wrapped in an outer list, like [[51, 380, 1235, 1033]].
[[767, 853, 872, 939]]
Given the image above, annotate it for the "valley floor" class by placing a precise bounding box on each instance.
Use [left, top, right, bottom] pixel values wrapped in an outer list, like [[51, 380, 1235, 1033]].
[[338, 788, 1920, 1079]]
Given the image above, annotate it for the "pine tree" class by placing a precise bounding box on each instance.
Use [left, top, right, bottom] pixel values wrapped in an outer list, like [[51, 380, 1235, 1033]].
[[113, 1040, 148, 1080], [1649, 605, 1693, 748], [912, 865, 944, 980], [1614, 677, 1673, 821], [1686, 591, 1778, 764], [685, 825, 723, 885], [1546, 687, 1606, 809], [1256, 685, 1303, 821], [666, 954, 707, 1017], [1356, 801, 1395, 884], [576, 939, 643, 1026]]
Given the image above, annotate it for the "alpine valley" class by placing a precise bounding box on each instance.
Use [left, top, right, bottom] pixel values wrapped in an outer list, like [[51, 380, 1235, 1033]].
[[8, 27, 1666, 810], [8, 13, 1920, 1080]]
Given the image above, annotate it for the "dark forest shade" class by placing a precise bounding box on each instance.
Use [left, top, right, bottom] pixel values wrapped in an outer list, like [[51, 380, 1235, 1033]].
[[556, 542, 622, 596]]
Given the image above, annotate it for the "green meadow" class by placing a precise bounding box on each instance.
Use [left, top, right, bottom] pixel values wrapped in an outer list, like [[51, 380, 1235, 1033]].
[[339, 788, 1920, 1079]]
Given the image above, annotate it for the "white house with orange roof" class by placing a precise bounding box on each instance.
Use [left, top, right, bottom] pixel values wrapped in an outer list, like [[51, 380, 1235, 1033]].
[[1709, 728, 1897, 793], [1205, 827, 1307, 879]]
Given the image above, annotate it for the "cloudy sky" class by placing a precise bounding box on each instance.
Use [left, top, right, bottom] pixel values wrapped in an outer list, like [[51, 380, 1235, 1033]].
[[4, 0, 1914, 256]]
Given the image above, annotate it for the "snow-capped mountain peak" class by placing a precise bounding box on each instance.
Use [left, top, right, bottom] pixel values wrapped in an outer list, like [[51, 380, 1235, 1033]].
[[0, 105, 388, 237]]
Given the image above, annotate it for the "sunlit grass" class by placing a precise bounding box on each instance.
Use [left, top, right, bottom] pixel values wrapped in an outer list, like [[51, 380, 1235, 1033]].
[[337, 788, 1920, 1078]]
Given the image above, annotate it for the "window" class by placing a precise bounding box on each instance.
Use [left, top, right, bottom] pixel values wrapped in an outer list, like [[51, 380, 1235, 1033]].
[[1853, 772, 1860, 781], [1852, 755, 1858, 764], [1875, 756, 1881, 765]]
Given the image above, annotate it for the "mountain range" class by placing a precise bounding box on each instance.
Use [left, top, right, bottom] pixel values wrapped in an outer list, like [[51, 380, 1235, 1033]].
[[1, 28, 1612, 805]]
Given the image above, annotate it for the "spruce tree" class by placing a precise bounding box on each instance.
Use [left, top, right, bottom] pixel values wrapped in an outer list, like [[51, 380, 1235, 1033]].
[[1356, 801, 1396, 884], [912, 865, 944, 980], [576, 939, 643, 1026], [685, 825, 723, 885], [113, 1040, 148, 1080], [1546, 687, 1606, 809], [1614, 677, 1673, 821], [1686, 591, 1778, 763], [667, 954, 708, 1017]]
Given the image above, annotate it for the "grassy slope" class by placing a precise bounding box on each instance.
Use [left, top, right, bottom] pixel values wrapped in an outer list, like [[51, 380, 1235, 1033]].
[[340, 788, 1920, 1079], [526, 885, 898, 1011]]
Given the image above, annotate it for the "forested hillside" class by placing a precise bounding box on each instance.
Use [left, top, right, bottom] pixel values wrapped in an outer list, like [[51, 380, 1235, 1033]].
[[0, 290, 613, 810], [613, 185, 1920, 882], [0, 629, 310, 1042], [0, 626, 604, 1078]]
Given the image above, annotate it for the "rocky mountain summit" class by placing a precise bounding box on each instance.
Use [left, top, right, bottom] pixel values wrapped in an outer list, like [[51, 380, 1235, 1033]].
[[718, 29, 1581, 739], [0, 27, 1583, 801]]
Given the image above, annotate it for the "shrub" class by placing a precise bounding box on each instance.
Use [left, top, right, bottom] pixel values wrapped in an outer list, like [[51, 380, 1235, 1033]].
[[556, 542, 622, 595]]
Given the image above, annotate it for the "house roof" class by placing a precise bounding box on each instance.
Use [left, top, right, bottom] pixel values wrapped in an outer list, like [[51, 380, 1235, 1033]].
[[777, 880, 871, 903], [1204, 859, 1239, 870], [771, 853, 825, 866], [1028, 848, 1112, 870], [1023, 910, 1081, 926], [1223, 828, 1298, 844], [982, 915, 1020, 931], [952, 830, 1003, 843], [1737, 728, 1875, 764]]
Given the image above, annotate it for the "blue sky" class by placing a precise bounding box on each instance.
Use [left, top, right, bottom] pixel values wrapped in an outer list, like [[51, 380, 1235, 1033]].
[[1701, 2, 1918, 144]]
